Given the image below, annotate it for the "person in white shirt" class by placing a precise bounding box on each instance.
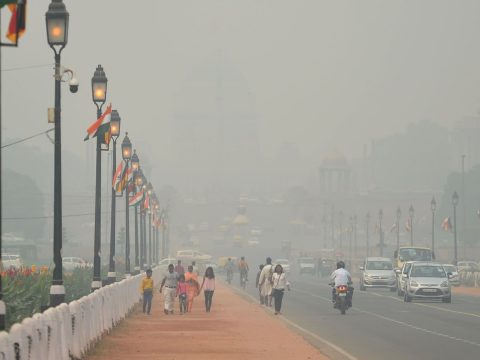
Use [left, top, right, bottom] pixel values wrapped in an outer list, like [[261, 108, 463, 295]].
[[329, 261, 353, 306], [271, 264, 290, 315], [258, 257, 274, 307]]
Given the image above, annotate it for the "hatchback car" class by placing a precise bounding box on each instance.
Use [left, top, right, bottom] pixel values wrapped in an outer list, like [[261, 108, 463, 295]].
[[442, 264, 460, 286], [396, 261, 416, 296], [403, 262, 451, 303], [359, 257, 397, 291]]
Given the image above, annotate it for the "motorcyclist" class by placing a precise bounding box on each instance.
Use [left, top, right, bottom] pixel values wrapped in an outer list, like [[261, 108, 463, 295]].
[[329, 260, 353, 307], [238, 256, 249, 283]]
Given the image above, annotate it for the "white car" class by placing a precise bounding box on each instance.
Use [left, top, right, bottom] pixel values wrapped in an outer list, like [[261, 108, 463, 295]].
[[396, 261, 417, 296], [442, 264, 460, 286], [274, 259, 291, 273], [297, 257, 316, 275], [359, 257, 397, 291], [1, 254, 22, 269], [176, 250, 212, 262], [62, 257, 91, 271], [158, 258, 177, 273]]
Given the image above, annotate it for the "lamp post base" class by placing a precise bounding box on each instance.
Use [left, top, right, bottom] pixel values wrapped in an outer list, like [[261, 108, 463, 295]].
[[125, 273, 132, 279], [0, 301, 6, 331], [134, 266, 140, 275], [49, 284, 66, 307], [91, 280, 102, 292]]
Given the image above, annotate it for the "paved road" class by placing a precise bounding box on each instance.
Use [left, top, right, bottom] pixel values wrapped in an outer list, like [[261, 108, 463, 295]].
[[228, 272, 480, 360]]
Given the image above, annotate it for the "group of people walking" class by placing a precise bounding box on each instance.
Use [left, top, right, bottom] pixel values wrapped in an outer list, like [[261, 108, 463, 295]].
[[256, 257, 290, 315], [139, 260, 216, 315]]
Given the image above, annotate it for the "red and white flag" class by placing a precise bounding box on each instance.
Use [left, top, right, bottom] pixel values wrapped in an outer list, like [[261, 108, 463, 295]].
[[84, 104, 112, 141], [129, 189, 144, 207], [143, 192, 150, 210], [441, 217, 452, 232], [112, 161, 124, 190]]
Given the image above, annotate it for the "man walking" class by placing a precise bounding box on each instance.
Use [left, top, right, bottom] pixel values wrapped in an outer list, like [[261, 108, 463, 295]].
[[259, 257, 274, 306], [175, 260, 185, 276], [159, 264, 179, 315]]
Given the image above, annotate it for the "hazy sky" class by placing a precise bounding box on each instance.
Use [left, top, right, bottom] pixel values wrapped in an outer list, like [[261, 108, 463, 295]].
[[3, 0, 480, 177]]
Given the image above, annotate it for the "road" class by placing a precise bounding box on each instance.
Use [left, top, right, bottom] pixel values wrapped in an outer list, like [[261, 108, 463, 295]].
[[228, 271, 480, 360]]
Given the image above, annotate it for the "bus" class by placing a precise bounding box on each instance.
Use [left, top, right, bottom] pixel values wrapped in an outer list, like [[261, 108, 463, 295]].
[[393, 246, 434, 269]]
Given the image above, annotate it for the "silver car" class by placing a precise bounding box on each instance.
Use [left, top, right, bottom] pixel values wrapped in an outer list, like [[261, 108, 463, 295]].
[[404, 262, 451, 303], [442, 264, 460, 286], [359, 257, 397, 291]]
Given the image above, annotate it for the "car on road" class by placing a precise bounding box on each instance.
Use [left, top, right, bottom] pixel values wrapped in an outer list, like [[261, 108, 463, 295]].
[[274, 258, 291, 273], [297, 257, 316, 275], [403, 262, 451, 303], [396, 261, 416, 296], [62, 257, 92, 272], [158, 258, 177, 273], [359, 257, 397, 291], [176, 250, 212, 262], [1, 254, 22, 269], [442, 264, 460, 286], [457, 261, 479, 272]]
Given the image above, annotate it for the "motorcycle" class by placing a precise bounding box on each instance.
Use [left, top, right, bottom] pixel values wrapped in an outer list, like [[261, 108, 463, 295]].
[[334, 285, 351, 315]]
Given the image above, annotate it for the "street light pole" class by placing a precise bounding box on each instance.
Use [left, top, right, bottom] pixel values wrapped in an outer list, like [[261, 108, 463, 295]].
[[45, 0, 69, 307], [431, 197, 436, 256], [339, 211, 344, 250], [131, 151, 140, 275], [353, 215, 357, 260], [91, 64, 108, 292], [366, 212, 370, 258], [107, 110, 121, 284], [396, 207, 401, 257], [409, 205, 415, 246], [379, 209, 384, 257], [452, 191, 459, 265], [121, 134, 132, 276]]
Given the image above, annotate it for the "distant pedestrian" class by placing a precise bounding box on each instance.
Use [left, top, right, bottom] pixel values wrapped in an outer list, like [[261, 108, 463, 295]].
[[192, 261, 199, 275], [175, 260, 185, 276], [256, 264, 265, 304], [140, 269, 154, 315], [200, 266, 216, 312], [185, 265, 199, 312], [176, 274, 188, 314], [159, 264, 179, 315], [272, 264, 290, 315], [259, 257, 274, 307]]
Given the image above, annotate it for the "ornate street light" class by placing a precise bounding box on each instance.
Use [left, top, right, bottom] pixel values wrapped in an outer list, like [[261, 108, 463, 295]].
[[431, 197, 437, 257], [131, 150, 139, 172], [409, 205, 415, 246], [122, 133, 132, 276], [45, 0, 69, 307], [378, 209, 384, 256], [365, 212, 370, 258], [92, 65, 107, 108], [452, 192, 459, 265], [396, 207, 401, 257]]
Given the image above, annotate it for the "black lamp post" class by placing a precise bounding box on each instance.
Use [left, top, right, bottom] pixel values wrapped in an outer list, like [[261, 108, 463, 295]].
[[91, 64, 108, 292], [46, 0, 69, 307], [379, 209, 384, 257], [431, 197, 437, 256], [131, 151, 140, 274], [106, 110, 121, 284], [353, 215, 357, 260], [365, 212, 370, 258], [146, 183, 153, 266], [135, 169, 145, 270], [396, 207, 401, 256], [452, 191, 459, 265], [121, 133, 132, 276], [409, 205, 415, 246], [338, 211, 344, 250]]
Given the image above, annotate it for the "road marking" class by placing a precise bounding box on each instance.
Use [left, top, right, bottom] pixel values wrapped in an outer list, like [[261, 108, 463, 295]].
[[294, 276, 480, 319], [293, 288, 480, 348], [230, 285, 359, 360]]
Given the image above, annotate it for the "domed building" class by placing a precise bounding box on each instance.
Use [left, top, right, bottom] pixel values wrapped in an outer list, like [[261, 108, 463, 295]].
[[319, 149, 352, 195]]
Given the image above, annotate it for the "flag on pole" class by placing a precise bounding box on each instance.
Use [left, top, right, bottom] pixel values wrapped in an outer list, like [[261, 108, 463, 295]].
[[115, 166, 133, 194], [112, 161, 124, 190], [84, 104, 112, 141], [441, 217, 452, 232], [143, 192, 150, 210], [129, 189, 144, 207], [5, 0, 27, 44], [405, 219, 411, 232]]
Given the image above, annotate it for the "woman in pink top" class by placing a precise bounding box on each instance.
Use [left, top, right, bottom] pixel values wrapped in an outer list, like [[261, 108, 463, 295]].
[[200, 266, 216, 312], [176, 274, 188, 314]]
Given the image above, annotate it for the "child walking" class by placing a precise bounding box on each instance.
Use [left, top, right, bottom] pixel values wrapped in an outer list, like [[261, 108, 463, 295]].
[[200, 266, 215, 312], [177, 274, 188, 314], [140, 269, 154, 315]]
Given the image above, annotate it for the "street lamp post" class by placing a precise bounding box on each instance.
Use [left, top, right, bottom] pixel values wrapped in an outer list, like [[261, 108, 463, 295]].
[[107, 110, 121, 284], [46, 0, 69, 307], [452, 191, 459, 265], [431, 197, 436, 256], [379, 209, 384, 257], [409, 205, 415, 246], [353, 215, 357, 260], [121, 134, 132, 276], [146, 183, 153, 266], [91, 64, 108, 292], [396, 207, 401, 256], [131, 151, 140, 274], [339, 211, 344, 250], [348, 216, 353, 265], [366, 212, 370, 258]]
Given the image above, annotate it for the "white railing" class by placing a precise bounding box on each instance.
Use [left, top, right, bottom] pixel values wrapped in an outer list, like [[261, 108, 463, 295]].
[[459, 269, 480, 287], [0, 267, 162, 360]]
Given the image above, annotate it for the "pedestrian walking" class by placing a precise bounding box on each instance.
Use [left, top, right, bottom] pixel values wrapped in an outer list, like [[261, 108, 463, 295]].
[[200, 266, 216, 312], [185, 265, 199, 312], [256, 264, 265, 304], [192, 261, 199, 275], [259, 257, 274, 307], [175, 260, 185, 276], [159, 264, 179, 315], [140, 269, 154, 315], [271, 264, 290, 315], [176, 274, 188, 314]]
